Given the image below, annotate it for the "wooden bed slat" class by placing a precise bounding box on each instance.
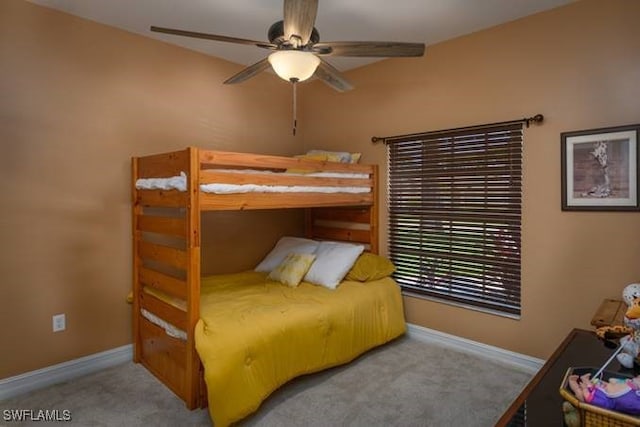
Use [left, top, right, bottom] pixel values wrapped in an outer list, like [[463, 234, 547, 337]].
[[200, 150, 373, 173], [139, 241, 188, 270], [139, 317, 187, 398], [137, 149, 190, 179], [200, 170, 372, 188], [311, 225, 372, 244], [137, 190, 188, 208], [200, 192, 373, 210], [137, 215, 187, 237], [140, 291, 187, 331], [312, 207, 371, 223], [139, 267, 187, 301]]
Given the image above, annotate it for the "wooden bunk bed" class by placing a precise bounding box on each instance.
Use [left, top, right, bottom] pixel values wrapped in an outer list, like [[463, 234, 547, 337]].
[[131, 147, 382, 413]]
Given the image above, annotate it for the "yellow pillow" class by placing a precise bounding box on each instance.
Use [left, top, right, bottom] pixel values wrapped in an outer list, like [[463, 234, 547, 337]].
[[268, 253, 317, 287], [345, 253, 396, 282], [287, 151, 361, 173], [323, 152, 345, 163], [306, 149, 361, 163], [296, 153, 328, 161]]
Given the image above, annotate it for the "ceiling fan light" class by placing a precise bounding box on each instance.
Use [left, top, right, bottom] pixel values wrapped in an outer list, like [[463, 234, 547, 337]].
[[268, 50, 320, 82]]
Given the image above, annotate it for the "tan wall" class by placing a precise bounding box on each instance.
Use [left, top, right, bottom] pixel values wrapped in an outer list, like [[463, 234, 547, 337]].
[[3, 0, 640, 379], [0, 1, 303, 378], [301, 0, 640, 359]]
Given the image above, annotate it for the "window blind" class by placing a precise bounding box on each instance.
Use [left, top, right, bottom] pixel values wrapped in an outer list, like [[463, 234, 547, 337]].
[[388, 122, 523, 315]]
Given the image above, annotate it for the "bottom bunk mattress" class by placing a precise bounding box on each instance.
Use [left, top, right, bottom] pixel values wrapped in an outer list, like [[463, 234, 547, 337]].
[[194, 271, 406, 426]]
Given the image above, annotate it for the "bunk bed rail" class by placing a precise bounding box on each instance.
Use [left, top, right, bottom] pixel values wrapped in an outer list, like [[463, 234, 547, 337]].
[[134, 148, 376, 211]]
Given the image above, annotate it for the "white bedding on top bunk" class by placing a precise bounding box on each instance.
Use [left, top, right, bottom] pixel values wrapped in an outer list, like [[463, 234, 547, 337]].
[[136, 172, 188, 191], [135, 170, 371, 194]]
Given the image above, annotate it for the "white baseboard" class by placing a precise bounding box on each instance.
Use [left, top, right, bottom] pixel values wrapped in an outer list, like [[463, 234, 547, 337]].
[[406, 323, 544, 374], [0, 344, 133, 401]]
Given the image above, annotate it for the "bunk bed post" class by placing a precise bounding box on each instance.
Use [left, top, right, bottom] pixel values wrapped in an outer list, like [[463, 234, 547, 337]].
[[370, 164, 379, 254], [185, 146, 202, 409], [131, 157, 142, 363]]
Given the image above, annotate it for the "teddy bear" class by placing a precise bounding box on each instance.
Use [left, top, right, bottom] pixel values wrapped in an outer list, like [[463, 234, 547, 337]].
[[596, 283, 640, 369]]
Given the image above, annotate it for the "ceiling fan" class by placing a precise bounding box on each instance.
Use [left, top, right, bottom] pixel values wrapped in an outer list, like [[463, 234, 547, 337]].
[[150, 0, 426, 93]]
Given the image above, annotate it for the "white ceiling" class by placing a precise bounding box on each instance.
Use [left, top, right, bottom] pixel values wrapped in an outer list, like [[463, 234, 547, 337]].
[[28, 0, 574, 71]]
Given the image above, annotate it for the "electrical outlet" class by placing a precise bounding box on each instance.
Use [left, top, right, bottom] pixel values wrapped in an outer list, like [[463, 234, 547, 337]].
[[52, 314, 66, 332]]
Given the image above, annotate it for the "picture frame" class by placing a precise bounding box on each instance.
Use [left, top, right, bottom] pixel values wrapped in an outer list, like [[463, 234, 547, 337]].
[[561, 124, 639, 211]]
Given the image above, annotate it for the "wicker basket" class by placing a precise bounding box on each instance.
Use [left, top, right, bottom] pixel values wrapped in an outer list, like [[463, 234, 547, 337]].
[[559, 367, 640, 426]]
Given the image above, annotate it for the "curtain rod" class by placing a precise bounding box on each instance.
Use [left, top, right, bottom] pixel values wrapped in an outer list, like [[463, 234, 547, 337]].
[[371, 114, 544, 144]]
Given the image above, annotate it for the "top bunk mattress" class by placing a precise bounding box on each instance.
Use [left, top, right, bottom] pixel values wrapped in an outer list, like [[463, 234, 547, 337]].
[[135, 169, 371, 194]]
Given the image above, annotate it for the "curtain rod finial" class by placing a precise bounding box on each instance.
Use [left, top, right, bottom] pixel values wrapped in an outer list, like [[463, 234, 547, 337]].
[[525, 114, 544, 127]]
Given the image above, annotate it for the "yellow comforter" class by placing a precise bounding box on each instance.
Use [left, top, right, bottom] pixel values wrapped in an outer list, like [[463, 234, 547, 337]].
[[194, 271, 406, 426]]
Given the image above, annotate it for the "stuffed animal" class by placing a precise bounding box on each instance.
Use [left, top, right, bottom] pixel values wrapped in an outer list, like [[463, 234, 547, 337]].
[[562, 401, 580, 427], [596, 283, 640, 368]]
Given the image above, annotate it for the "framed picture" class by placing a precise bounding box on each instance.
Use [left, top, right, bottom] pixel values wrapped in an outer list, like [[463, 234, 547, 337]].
[[561, 124, 639, 211]]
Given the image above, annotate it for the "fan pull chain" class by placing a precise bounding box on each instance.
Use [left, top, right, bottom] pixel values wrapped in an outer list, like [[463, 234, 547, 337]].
[[291, 78, 299, 136]]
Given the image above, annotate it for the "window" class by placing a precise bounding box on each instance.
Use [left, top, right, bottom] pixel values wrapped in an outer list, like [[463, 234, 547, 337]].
[[387, 122, 523, 316]]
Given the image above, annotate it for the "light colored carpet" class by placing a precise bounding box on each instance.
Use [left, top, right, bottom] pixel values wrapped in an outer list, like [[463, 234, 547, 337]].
[[0, 336, 532, 426]]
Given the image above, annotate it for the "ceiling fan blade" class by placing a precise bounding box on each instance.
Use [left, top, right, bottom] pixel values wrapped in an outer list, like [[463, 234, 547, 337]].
[[283, 0, 318, 46], [314, 60, 354, 92], [150, 26, 276, 49], [313, 41, 425, 57], [224, 58, 271, 85]]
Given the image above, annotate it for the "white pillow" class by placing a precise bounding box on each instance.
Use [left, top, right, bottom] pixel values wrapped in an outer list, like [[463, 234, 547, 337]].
[[254, 236, 319, 272], [303, 241, 365, 289]]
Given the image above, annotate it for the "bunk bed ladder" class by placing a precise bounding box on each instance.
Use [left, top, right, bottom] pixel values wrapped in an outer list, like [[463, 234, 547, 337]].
[[131, 147, 205, 410]]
